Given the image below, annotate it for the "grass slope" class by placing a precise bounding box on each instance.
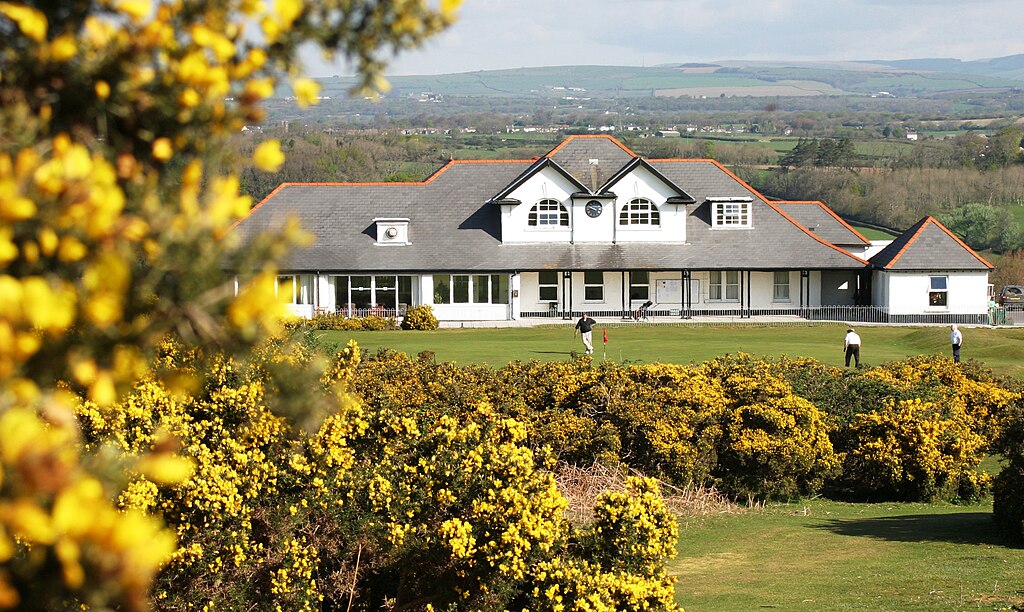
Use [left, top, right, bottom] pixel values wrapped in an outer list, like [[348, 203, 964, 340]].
[[320, 323, 1024, 378], [672, 499, 1024, 610]]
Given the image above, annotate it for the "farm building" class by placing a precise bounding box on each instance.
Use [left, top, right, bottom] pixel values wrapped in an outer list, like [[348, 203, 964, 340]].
[[231, 135, 993, 324]]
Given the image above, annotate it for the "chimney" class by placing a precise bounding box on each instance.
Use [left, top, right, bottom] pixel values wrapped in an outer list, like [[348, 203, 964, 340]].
[[588, 158, 600, 193]]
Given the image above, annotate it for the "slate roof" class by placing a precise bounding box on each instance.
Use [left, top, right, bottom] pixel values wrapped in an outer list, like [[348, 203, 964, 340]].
[[774, 201, 871, 246], [232, 135, 869, 273], [868, 216, 993, 271], [546, 135, 636, 192]]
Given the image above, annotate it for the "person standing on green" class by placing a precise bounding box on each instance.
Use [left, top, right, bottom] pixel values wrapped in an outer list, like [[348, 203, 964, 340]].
[[844, 328, 861, 367], [950, 324, 963, 363], [575, 312, 596, 355]]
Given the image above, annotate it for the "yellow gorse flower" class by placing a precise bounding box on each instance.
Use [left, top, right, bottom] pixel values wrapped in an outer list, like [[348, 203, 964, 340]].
[[0, 2, 47, 42]]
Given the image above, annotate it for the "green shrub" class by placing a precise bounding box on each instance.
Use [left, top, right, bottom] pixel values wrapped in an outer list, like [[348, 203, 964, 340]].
[[401, 304, 438, 330], [993, 467, 1024, 543], [992, 395, 1024, 541]]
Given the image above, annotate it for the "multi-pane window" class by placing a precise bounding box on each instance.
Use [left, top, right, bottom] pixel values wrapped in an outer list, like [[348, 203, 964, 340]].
[[433, 274, 510, 304], [277, 274, 313, 304], [452, 275, 470, 303], [629, 271, 649, 301], [528, 199, 569, 227], [335, 275, 415, 310], [773, 271, 791, 301], [538, 271, 558, 301], [433, 275, 451, 304], [584, 271, 604, 301], [713, 201, 751, 227], [619, 198, 660, 226], [490, 275, 510, 304], [929, 275, 948, 307], [709, 271, 740, 301]]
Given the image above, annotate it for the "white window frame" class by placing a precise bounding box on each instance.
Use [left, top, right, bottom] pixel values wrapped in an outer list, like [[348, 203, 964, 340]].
[[629, 271, 650, 301], [584, 271, 604, 302], [434, 274, 510, 305], [712, 200, 752, 228], [773, 271, 791, 302], [618, 198, 660, 226], [538, 271, 558, 302], [928, 275, 948, 308], [709, 271, 740, 301], [528, 199, 569, 227], [277, 274, 313, 305]]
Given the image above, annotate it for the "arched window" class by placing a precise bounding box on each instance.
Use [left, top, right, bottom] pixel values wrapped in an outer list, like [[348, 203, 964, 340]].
[[619, 198, 660, 226], [528, 199, 569, 227]]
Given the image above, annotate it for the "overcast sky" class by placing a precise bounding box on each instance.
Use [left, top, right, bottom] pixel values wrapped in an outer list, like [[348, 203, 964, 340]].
[[305, 0, 1024, 76]]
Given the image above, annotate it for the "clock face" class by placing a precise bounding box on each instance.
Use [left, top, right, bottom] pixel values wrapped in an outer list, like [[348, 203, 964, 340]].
[[585, 200, 603, 218]]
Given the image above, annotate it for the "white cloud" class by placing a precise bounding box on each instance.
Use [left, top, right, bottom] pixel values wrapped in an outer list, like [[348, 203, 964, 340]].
[[302, 0, 1024, 76]]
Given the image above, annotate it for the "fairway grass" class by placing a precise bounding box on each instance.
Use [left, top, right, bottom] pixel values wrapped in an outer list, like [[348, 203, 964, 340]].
[[320, 323, 1024, 379], [672, 499, 1024, 610]]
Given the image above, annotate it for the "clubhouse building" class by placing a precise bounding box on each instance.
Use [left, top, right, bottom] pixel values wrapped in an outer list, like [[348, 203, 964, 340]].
[[232, 135, 993, 324]]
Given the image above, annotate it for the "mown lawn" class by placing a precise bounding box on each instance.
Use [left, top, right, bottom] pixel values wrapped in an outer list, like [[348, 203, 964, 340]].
[[319, 323, 1024, 378], [672, 499, 1024, 611]]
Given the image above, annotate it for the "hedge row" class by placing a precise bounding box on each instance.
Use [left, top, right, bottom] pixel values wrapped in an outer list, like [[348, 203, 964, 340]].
[[354, 351, 1018, 504], [283, 305, 439, 331]]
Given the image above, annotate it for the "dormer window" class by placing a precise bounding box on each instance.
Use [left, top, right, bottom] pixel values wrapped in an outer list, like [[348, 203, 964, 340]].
[[710, 198, 753, 228], [374, 218, 410, 245], [619, 198, 660, 226], [528, 199, 569, 227]]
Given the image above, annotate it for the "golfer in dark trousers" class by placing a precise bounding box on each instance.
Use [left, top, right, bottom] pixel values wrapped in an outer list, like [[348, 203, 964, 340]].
[[844, 328, 861, 367], [950, 325, 963, 363]]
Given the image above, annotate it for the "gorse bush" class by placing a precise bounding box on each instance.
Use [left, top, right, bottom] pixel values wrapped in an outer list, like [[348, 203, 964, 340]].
[[0, 0, 460, 606], [401, 304, 439, 330], [76, 338, 684, 610], [287, 312, 398, 331], [351, 351, 1016, 505]]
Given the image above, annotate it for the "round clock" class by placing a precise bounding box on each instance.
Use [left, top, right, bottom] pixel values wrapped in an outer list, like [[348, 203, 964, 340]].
[[585, 200, 603, 218]]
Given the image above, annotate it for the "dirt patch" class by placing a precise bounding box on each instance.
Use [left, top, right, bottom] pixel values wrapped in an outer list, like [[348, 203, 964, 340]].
[[553, 462, 740, 524]]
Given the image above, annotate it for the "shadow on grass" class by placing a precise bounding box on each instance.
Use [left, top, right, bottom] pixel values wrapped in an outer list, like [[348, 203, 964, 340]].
[[812, 512, 1022, 547]]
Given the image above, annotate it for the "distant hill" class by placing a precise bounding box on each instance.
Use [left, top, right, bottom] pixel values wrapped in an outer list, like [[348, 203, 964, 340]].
[[865, 54, 1024, 82], [312, 55, 1024, 100]]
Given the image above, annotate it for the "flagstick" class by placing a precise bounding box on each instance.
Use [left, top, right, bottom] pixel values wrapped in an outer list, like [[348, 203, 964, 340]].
[[603, 327, 607, 360]]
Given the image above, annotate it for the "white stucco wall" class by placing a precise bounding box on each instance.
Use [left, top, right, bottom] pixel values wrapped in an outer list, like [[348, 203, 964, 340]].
[[517, 270, 820, 312], [499, 165, 687, 244], [876, 270, 990, 315], [499, 169, 578, 243], [600, 166, 687, 244]]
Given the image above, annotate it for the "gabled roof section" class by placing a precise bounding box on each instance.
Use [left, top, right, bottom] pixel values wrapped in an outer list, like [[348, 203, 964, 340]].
[[869, 216, 994, 270], [545, 135, 638, 192], [648, 158, 869, 266], [491, 156, 589, 202], [601, 157, 696, 203], [774, 201, 870, 246]]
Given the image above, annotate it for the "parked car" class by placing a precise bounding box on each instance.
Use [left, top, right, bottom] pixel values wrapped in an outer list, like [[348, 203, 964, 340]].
[[999, 284, 1024, 307]]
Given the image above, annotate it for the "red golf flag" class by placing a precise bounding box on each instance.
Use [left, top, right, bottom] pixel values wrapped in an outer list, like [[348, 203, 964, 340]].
[[603, 328, 608, 344]]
